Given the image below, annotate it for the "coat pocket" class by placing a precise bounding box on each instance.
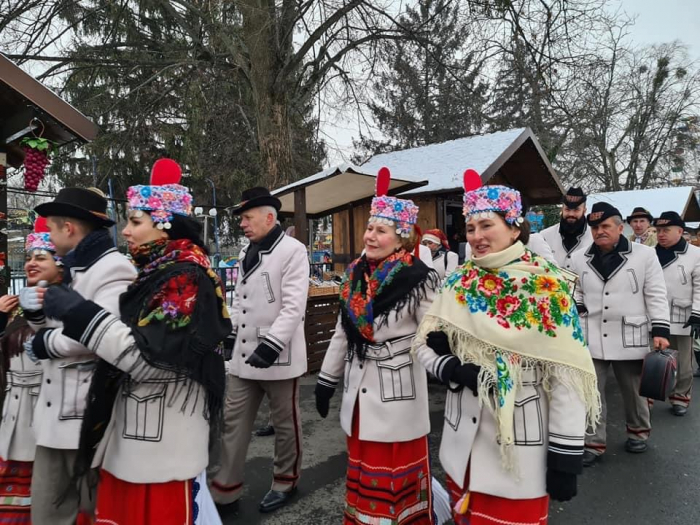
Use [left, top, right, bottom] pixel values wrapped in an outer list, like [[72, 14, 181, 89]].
[[257, 327, 290, 366], [513, 386, 544, 445], [29, 385, 41, 415], [59, 360, 96, 420], [444, 388, 463, 431], [260, 272, 275, 303], [626, 269, 639, 294], [678, 265, 688, 285], [622, 316, 650, 347], [376, 352, 416, 402], [122, 382, 167, 442], [671, 299, 692, 324]]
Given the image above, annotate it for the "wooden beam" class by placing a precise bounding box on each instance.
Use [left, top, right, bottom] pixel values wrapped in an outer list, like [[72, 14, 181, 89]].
[[293, 188, 309, 246], [348, 205, 355, 260]]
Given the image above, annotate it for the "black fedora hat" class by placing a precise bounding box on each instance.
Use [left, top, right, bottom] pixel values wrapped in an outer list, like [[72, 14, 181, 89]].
[[35, 187, 115, 227], [230, 187, 281, 215], [562, 187, 587, 209], [626, 207, 653, 224], [653, 211, 685, 230]]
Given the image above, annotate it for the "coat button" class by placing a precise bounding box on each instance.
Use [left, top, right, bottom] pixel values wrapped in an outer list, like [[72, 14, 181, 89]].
[[604, 306, 609, 310], [242, 324, 246, 328], [242, 339, 246, 344], [603, 320, 607, 323], [47, 402, 51, 407], [243, 281, 247, 285], [605, 292, 610, 296], [14, 395, 18, 400], [46, 379, 51, 384], [242, 310, 246, 314], [242, 353, 246, 358], [472, 417, 477, 424], [359, 364, 363, 369], [243, 296, 247, 299], [361, 388, 367, 393], [604, 334, 608, 337]]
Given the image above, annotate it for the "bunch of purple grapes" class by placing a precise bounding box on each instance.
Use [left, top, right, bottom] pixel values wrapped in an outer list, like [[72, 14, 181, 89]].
[[23, 146, 50, 192]]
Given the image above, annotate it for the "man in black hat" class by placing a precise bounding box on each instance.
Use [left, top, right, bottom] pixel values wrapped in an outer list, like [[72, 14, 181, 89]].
[[541, 187, 592, 271], [18, 187, 136, 524], [570, 202, 670, 466], [211, 187, 309, 514], [627, 207, 657, 246], [653, 211, 700, 416]]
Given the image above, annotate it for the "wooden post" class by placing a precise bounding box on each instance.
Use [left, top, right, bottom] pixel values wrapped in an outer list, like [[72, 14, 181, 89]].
[[0, 151, 7, 296], [347, 205, 355, 260], [293, 188, 309, 246]]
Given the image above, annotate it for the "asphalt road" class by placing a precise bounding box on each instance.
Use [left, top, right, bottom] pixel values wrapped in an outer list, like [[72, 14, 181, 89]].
[[218, 373, 700, 525]]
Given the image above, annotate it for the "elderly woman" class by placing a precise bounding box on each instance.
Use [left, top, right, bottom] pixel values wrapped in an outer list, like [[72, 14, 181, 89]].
[[422, 228, 459, 279], [0, 219, 62, 523], [414, 178, 600, 525], [39, 159, 231, 524], [314, 168, 440, 524]]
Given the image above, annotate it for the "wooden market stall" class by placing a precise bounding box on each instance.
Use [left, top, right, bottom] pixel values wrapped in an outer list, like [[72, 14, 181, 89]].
[[272, 166, 427, 372], [0, 53, 98, 294]]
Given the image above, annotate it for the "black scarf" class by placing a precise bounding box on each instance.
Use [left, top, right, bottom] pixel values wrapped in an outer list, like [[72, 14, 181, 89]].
[[61, 229, 114, 285], [74, 240, 230, 493], [559, 216, 587, 253], [656, 238, 687, 268], [242, 225, 283, 274], [590, 236, 629, 281], [340, 254, 439, 361]]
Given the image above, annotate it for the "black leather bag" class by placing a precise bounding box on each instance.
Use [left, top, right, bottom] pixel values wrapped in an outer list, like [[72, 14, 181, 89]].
[[639, 349, 678, 401]]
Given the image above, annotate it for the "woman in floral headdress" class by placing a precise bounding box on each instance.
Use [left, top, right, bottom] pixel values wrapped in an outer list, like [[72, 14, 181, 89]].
[[39, 159, 231, 524], [0, 219, 62, 523], [414, 173, 600, 525], [315, 167, 441, 524]]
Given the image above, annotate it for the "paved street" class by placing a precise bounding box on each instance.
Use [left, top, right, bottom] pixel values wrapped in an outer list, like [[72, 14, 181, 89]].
[[218, 373, 700, 525]]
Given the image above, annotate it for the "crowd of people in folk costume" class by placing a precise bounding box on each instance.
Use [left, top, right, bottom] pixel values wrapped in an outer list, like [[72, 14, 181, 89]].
[[0, 157, 696, 525]]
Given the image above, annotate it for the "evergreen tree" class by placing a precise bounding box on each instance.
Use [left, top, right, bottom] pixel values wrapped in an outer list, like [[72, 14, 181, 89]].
[[356, 0, 487, 158]]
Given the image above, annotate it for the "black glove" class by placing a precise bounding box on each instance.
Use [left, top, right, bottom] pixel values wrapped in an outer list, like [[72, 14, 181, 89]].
[[576, 303, 588, 316], [426, 331, 451, 356], [314, 383, 335, 418], [546, 468, 577, 502], [43, 285, 87, 321], [245, 342, 279, 369], [683, 314, 700, 339], [450, 362, 481, 395]]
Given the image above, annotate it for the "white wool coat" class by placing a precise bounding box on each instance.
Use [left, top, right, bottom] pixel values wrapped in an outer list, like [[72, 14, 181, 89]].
[[658, 242, 700, 336], [540, 223, 593, 271]]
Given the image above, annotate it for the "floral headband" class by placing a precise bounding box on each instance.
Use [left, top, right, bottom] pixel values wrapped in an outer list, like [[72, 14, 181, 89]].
[[368, 167, 419, 238], [25, 217, 61, 262], [127, 159, 193, 230], [462, 169, 523, 225]]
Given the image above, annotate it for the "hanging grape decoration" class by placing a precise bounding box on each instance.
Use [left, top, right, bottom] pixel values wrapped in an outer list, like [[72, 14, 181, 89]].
[[20, 124, 53, 192]]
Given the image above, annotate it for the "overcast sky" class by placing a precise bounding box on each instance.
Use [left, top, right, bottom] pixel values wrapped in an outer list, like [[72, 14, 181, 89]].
[[321, 0, 700, 167], [619, 0, 700, 58]]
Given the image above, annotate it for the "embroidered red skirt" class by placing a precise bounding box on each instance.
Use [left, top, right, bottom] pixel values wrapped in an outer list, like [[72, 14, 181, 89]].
[[446, 474, 549, 525], [0, 458, 32, 524], [344, 408, 433, 524], [95, 469, 194, 525]]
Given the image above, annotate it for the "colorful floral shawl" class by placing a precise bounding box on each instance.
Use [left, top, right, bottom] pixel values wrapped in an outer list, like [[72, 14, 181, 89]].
[[415, 241, 600, 470], [340, 249, 439, 360]]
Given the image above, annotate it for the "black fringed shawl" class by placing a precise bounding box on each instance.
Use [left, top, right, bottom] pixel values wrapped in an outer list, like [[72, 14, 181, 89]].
[[74, 239, 231, 488], [338, 249, 439, 361]]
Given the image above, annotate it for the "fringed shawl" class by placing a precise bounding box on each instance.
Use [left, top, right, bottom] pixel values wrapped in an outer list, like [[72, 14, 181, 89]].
[[414, 242, 600, 470], [339, 249, 439, 361]]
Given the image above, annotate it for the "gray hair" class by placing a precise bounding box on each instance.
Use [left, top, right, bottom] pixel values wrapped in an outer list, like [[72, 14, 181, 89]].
[[611, 215, 623, 226], [261, 205, 278, 220]]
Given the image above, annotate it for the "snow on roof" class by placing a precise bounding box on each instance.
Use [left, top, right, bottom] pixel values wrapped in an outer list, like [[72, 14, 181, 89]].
[[272, 163, 362, 196], [360, 128, 528, 194], [587, 187, 697, 219]]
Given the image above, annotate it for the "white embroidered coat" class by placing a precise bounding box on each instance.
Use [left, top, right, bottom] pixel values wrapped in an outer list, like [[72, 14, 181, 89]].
[[416, 342, 587, 497], [657, 242, 700, 336], [571, 240, 670, 360], [0, 352, 43, 461], [432, 251, 459, 280], [318, 265, 438, 443], [27, 249, 136, 450], [540, 223, 593, 271], [229, 231, 310, 381]]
